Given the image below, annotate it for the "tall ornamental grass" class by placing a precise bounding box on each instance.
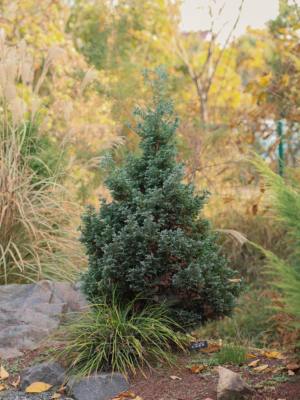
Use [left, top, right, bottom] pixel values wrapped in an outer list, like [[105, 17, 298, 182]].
[[0, 37, 83, 283], [253, 158, 300, 342]]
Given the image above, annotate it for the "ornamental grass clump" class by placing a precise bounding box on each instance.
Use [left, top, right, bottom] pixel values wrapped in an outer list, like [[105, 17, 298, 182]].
[[57, 294, 187, 376], [253, 158, 300, 345], [80, 69, 241, 328], [0, 38, 83, 283]]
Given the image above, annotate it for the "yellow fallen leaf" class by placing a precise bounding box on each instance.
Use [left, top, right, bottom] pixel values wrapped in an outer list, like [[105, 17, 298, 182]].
[[253, 364, 269, 373], [262, 351, 284, 360], [246, 353, 257, 359], [0, 366, 9, 380], [120, 391, 136, 398], [248, 359, 260, 368], [125, 392, 137, 398], [170, 375, 182, 380], [112, 391, 137, 400], [0, 384, 6, 391], [25, 382, 52, 393]]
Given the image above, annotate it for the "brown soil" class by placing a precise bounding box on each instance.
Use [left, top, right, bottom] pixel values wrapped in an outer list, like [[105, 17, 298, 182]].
[[3, 347, 300, 400], [130, 355, 300, 400]]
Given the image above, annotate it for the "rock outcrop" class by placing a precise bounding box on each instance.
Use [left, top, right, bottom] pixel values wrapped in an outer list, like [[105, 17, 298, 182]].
[[0, 280, 87, 359]]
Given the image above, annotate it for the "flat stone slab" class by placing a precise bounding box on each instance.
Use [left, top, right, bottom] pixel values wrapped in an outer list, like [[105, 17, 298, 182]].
[[67, 373, 129, 400], [0, 280, 87, 359]]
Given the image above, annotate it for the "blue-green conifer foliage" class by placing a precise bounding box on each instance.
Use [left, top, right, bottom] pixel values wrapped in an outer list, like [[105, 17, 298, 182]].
[[80, 70, 240, 327]]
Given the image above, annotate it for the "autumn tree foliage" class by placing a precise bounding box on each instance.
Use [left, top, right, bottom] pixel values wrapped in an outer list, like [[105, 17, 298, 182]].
[[80, 70, 241, 327]]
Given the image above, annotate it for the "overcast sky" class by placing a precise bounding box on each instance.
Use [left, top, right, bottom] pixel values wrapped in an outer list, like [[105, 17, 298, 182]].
[[181, 0, 298, 41]]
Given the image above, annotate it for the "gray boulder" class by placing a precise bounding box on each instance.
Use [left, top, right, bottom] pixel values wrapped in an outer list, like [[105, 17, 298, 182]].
[[217, 366, 254, 400], [67, 373, 129, 400], [20, 361, 66, 390], [0, 280, 87, 359]]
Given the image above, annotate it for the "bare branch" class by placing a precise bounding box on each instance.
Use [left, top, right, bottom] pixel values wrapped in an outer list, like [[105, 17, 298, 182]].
[[206, 0, 245, 94]]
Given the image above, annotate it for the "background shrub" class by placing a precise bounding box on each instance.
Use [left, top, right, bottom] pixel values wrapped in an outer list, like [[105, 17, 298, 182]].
[[196, 289, 278, 347]]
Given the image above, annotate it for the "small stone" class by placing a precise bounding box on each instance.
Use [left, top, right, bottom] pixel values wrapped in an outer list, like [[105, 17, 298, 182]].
[[286, 362, 300, 371], [67, 373, 129, 400], [20, 362, 66, 390], [217, 366, 254, 400]]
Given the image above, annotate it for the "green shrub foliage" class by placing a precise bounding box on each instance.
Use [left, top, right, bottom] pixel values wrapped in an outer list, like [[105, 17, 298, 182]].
[[80, 70, 240, 327]]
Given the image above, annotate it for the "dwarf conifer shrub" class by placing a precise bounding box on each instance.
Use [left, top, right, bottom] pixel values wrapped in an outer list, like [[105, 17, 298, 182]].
[[80, 70, 240, 327]]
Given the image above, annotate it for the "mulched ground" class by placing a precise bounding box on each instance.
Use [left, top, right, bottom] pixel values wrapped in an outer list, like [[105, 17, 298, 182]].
[[129, 352, 300, 400], [2, 346, 300, 400]]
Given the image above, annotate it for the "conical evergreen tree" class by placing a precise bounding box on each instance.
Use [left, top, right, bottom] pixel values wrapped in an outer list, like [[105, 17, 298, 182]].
[[80, 70, 240, 327]]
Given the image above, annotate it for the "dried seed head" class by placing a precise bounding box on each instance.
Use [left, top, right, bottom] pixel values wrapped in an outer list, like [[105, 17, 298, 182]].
[[80, 69, 97, 94], [62, 101, 73, 121], [21, 58, 34, 85], [4, 82, 17, 101], [46, 46, 65, 66], [9, 97, 27, 125], [31, 97, 41, 119]]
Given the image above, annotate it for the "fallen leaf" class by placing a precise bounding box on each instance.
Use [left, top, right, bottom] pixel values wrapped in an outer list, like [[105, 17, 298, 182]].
[[248, 359, 260, 368], [0, 384, 6, 391], [262, 351, 285, 360], [51, 394, 61, 399], [286, 362, 300, 371], [25, 382, 52, 393], [0, 366, 9, 380], [170, 375, 182, 380], [11, 376, 20, 388], [120, 392, 138, 398], [253, 364, 269, 373], [201, 343, 220, 353], [112, 392, 138, 400], [189, 364, 205, 374], [288, 370, 295, 376], [246, 353, 257, 359], [228, 278, 242, 283]]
